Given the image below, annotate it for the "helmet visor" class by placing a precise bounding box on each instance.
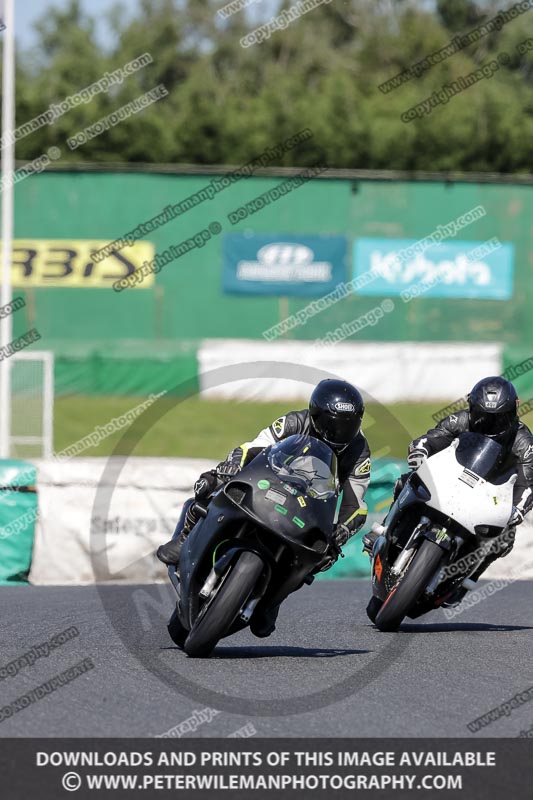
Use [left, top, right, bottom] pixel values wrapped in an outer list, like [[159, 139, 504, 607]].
[[470, 407, 516, 438], [312, 413, 362, 448]]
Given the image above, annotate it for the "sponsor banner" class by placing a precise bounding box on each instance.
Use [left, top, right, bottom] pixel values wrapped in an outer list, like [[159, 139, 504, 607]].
[[353, 238, 514, 299], [223, 235, 347, 296], [3, 239, 155, 288]]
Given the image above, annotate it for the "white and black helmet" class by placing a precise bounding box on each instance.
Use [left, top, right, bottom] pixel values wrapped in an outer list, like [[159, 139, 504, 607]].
[[309, 379, 364, 452]]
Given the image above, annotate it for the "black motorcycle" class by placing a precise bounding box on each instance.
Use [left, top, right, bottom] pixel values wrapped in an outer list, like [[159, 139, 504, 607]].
[[166, 434, 340, 657]]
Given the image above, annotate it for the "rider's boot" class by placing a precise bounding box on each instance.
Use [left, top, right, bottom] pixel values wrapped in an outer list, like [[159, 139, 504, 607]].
[[157, 529, 189, 566], [156, 499, 198, 566], [250, 604, 280, 638], [442, 532, 515, 608]]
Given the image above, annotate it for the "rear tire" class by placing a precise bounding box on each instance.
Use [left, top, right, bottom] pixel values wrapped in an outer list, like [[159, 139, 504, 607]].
[[167, 607, 188, 649], [184, 551, 264, 658], [375, 539, 443, 632]]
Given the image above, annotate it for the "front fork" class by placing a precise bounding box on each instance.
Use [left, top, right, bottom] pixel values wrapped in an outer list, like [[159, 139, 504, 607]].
[[373, 517, 456, 595]]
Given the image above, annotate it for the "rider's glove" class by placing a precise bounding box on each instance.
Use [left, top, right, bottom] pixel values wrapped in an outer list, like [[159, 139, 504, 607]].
[[407, 447, 428, 470], [333, 523, 352, 549], [393, 471, 411, 500], [317, 553, 338, 572], [315, 525, 351, 574], [194, 470, 218, 499], [216, 460, 241, 481], [508, 505, 524, 528]]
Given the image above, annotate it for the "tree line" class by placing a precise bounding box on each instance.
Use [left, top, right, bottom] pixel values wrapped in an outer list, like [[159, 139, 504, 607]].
[[9, 0, 533, 172]]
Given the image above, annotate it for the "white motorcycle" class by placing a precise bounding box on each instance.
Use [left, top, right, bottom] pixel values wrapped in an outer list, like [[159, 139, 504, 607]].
[[367, 431, 516, 631]]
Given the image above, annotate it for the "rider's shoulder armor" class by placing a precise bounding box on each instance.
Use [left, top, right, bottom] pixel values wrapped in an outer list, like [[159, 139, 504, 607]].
[[269, 409, 309, 441], [512, 422, 533, 463], [337, 432, 371, 482], [438, 409, 470, 434]]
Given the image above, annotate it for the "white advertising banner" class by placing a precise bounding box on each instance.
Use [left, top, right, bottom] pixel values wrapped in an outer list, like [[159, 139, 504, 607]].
[[29, 457, 215, 585], [28, 454, 532, 584], [198, 339, 502, 403]]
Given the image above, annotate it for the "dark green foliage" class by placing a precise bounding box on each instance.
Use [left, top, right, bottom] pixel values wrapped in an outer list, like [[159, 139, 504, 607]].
[[8, 0, 533, 171]]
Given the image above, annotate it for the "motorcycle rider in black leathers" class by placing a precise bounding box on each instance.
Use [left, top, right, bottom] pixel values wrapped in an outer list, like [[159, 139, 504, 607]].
[[157, 379, 372, 636], [363, 376, 533, 605]]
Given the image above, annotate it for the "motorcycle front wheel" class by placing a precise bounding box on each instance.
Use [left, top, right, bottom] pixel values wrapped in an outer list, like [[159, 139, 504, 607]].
[[167, 607, 188, 648], [184, 550, 264, 658], [374, 539, 443, 632]]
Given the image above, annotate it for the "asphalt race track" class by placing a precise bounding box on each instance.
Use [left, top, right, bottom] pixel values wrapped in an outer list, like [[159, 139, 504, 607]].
[[0, 580, 531, 738]]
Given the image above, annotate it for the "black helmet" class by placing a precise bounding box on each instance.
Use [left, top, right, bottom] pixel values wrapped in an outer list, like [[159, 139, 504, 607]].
[[468, 376, 519, 445], [309, 379, 364, 452]]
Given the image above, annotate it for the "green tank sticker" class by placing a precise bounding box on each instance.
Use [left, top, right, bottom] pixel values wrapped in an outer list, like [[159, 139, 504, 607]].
[[292, 516, 305, 528], [257, 479, 270, 490], [274, 504, 288, 515]]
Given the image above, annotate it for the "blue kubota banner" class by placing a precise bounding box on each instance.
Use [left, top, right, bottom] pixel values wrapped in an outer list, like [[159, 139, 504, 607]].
[[223, 234, 347, 296], [353, 237, 514, 300]]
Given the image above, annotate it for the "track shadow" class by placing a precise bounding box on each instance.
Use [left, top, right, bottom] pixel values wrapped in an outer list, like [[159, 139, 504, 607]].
[[399, 622, 533, 633], [161, 645, 370, 658], [212, 646, 370, 659]]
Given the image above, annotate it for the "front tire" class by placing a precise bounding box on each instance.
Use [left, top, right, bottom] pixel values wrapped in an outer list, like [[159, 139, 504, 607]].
[[167, 607, 188, 648], [184, 550, 264, 658], [375, 539, 443, 632], [366, 595, 383, 623]]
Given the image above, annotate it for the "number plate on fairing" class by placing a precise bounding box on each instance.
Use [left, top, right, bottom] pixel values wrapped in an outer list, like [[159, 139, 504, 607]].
[[458, 468, 480, 488], [265, 488, 286, 504]]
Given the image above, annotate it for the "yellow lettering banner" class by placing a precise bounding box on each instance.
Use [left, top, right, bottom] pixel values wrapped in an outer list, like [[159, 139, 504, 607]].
[[2, 240, 155, 288]]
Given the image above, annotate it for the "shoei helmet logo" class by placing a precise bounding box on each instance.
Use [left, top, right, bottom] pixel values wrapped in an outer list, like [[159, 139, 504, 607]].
[[334, 402, 355, 412]]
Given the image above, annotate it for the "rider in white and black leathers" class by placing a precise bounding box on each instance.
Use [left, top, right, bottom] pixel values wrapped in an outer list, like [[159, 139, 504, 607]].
[[364, 376, 533, 593], [157, 379, 371, 635]]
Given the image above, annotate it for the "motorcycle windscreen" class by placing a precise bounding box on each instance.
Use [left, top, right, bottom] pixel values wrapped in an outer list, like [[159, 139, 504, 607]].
[[454, 432, 503, 479], [268, 434, 337, 499]]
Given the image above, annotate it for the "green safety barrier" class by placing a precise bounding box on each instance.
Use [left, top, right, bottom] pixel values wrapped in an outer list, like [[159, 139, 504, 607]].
[[316, 458, 407, 580], [52, 340, 199, 397], [0, 460, 38, 585]]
